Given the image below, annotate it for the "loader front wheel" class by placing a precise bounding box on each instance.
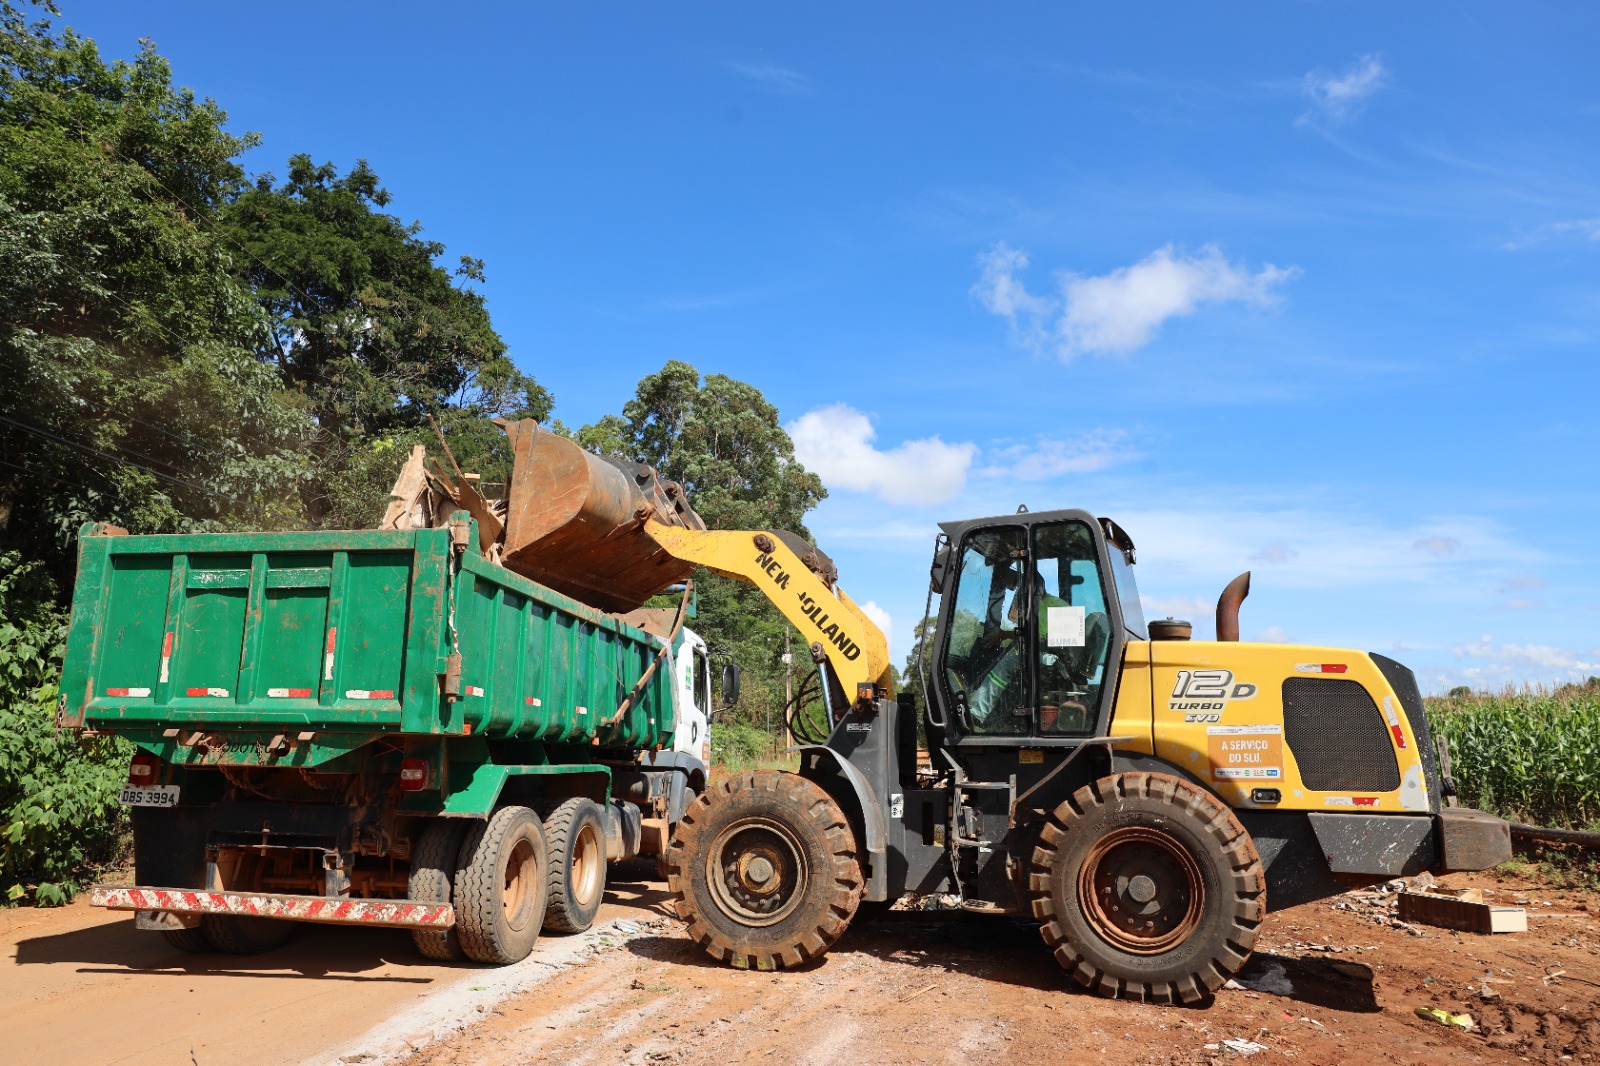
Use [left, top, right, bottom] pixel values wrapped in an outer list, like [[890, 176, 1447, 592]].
[[1030, 772, 1265, 1004], [665, 770, 862, 970]]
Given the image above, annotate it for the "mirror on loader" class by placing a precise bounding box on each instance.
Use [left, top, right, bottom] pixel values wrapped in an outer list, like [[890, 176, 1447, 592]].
[[718, 662, 742, 711]]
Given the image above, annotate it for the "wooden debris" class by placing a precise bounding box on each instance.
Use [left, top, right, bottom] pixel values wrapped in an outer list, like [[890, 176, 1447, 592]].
[[1399, 891, 1526, 934]]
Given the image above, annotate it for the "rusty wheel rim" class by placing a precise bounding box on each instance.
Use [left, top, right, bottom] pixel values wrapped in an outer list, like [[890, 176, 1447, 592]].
[[572, 822, 602, 907], [705, 817, 808, 928], [503, 836, 538, 932], [1079, 826, 1204, 955]]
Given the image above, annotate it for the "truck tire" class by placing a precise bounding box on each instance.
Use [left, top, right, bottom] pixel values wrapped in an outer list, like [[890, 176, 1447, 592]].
[[161, 924, 214, 953], [410, 818, 469, 961], [452, 805, 550, 964], [1029, 771, 1265, 1004], [201, 915, 296, 954], [130, 806, 213, 953], [541, 798, 607, 934], [665, 770, 862, 971]]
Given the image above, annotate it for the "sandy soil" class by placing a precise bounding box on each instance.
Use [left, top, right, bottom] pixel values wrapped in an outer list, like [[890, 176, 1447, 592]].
[[404, 867, 1600, 1066], [0, 865, 670, 1066], [6, 864, 1596, 1066]]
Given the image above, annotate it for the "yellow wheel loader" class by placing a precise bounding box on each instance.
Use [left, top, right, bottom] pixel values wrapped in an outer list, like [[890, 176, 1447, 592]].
[[427, 421, 1514, 1004]]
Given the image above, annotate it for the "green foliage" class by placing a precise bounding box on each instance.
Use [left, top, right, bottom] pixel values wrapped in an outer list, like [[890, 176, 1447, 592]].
[[222, 155, 550, 525], [579, 360, 828, 747], [0, 3, 553, 901], [0, 552, 130, 905], [1427, 685, 1600, 830]]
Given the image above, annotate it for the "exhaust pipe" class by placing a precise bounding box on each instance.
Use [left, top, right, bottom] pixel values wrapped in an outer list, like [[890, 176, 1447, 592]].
[[1216, 572, 1251, 642]]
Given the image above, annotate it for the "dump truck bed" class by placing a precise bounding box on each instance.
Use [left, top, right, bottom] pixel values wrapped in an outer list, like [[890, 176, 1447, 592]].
[[60, 520, 676, 753]]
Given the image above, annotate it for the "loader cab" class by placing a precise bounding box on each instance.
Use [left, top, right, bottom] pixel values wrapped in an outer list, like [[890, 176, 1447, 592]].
[[929, 509, 1144, 745]]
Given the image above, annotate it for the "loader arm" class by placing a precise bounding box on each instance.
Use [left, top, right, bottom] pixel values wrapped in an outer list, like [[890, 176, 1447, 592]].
[[644, 520, 894, 700]]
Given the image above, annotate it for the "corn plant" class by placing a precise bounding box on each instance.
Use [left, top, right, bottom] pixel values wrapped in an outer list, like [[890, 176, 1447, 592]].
[[1427, 683, 1600, 831]]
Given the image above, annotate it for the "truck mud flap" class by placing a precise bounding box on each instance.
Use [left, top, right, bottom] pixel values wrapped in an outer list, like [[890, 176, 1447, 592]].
[[91, 885, 454, 928]]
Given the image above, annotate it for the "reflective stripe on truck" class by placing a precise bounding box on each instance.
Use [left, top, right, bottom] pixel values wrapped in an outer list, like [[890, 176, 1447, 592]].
[[90, 885, 454, 928]]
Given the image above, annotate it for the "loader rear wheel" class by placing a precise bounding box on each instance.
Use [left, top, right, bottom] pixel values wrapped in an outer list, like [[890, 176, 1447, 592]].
[[409, 818, 469, 961], [453, 805, 550, 964], [665, 770, 862, 971], [541, 798, 606, 934], [1029, 772, 1265, 1004]]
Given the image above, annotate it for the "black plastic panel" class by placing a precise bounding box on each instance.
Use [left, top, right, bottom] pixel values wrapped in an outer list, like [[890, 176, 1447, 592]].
[[1281, 677, 1400, 792]]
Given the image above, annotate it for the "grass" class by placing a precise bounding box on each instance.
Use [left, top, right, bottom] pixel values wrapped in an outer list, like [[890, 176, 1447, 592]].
[[1426, 681, 1600, 832]]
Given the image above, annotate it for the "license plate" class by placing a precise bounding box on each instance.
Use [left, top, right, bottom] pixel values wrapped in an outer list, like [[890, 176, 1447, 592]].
[[119, 784, 181, 808]]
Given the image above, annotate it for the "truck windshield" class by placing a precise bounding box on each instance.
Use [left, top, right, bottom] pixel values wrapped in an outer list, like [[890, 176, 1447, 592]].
[[1108, 550, 1147, 639]]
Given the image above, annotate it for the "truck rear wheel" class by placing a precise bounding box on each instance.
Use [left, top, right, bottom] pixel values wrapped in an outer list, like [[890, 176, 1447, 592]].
[[1029, 772, 1265, 1004], [202, 915, 296, 954], [542, 798, 607, 934], [410, 818, 469, 961], [453, 805, 550, 964], [665, 770, 862, 971]]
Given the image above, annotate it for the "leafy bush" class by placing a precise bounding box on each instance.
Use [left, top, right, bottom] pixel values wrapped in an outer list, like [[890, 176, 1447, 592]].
[[710, 720, 776, 771], [1427, 686, 1600, 831], [0, 554, 130, 905]]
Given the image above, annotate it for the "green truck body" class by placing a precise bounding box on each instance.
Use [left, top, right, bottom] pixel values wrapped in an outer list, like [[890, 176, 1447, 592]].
[[63, 514, 713, 959]]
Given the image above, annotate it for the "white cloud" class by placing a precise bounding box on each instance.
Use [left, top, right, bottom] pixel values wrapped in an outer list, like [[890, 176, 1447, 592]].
[[974, 243, 1298, 360], [724, 61, 813, 96], [1251, 543, 1297, 564], [1298, 54, 1387, 126], [1502, 218, 1600, 251], [1255, 625, 1291, 643], [787, 404, 976, 506], [978, 430, 1136, 481], [1413, 536, 1460, 557], [858, 600, 893, 651], [1449, 636, 1597, 677], [1142, 595, 1214, 621]]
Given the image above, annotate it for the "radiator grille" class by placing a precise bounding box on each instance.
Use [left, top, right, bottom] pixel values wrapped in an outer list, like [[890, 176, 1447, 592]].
[[1282, 677, 1400, 792]]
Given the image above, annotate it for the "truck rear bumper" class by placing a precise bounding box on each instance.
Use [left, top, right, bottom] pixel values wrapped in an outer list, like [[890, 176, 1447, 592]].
[[90, 885, 454, 928]]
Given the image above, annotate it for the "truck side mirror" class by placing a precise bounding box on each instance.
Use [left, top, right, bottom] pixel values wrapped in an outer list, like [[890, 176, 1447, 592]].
[[719, 663, 741, 709]]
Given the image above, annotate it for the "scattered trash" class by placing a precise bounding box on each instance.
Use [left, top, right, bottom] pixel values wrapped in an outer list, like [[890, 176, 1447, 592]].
[[1413, 1007, 1474, 1030], [1220, 1038, 1270, 1056], [1231, 961, 1295, 996]]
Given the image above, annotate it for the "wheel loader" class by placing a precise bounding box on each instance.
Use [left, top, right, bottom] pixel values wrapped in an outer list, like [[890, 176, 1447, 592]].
[[446, 421, 1509, 1005]]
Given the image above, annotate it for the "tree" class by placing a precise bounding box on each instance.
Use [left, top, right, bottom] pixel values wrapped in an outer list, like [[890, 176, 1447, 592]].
[[579, 361, 827, 748], [0, 0, 309, 586], [221, 155, 550, 525]]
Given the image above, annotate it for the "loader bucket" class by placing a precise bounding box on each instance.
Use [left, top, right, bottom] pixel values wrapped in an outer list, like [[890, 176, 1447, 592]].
[[497, 419, 705, 613]]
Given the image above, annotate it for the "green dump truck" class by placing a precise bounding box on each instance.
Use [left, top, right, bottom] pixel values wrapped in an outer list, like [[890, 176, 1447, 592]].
[[61, 512, 719, 963]]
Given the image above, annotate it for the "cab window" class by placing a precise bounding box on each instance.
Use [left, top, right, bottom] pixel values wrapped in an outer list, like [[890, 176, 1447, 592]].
[[942, 527, 1029, 734], [693, 649, 709, 712], [1032, 522, 1112, 736]]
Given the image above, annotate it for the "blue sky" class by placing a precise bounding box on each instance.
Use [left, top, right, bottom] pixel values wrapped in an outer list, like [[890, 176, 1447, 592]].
[[66, 2, 1600, 692]]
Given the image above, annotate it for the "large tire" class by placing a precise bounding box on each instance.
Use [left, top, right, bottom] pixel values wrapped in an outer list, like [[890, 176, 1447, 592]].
[[542, 798, 607, 934], [410, 818, 470, 961], [1029, 772, 1265, 1004], [201, 915, 296, 954], [452, 805, 550, 964], [161, 925, 214, 953], [665, 770, 862, 971]]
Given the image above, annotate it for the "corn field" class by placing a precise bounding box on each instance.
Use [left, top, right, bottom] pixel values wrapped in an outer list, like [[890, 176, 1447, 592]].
[[1426, 684, 1600, 831]]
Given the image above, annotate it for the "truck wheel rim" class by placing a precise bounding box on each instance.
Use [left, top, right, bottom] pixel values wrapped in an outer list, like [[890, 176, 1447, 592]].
[[572, 823, 602, 906], [503, 836, 538, 931], [1079, 826, 1204, 955], [705, 817, 808, 927]]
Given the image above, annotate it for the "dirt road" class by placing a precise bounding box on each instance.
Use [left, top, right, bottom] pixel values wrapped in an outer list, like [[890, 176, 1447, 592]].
[[6, 865, 1597, 1066]]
